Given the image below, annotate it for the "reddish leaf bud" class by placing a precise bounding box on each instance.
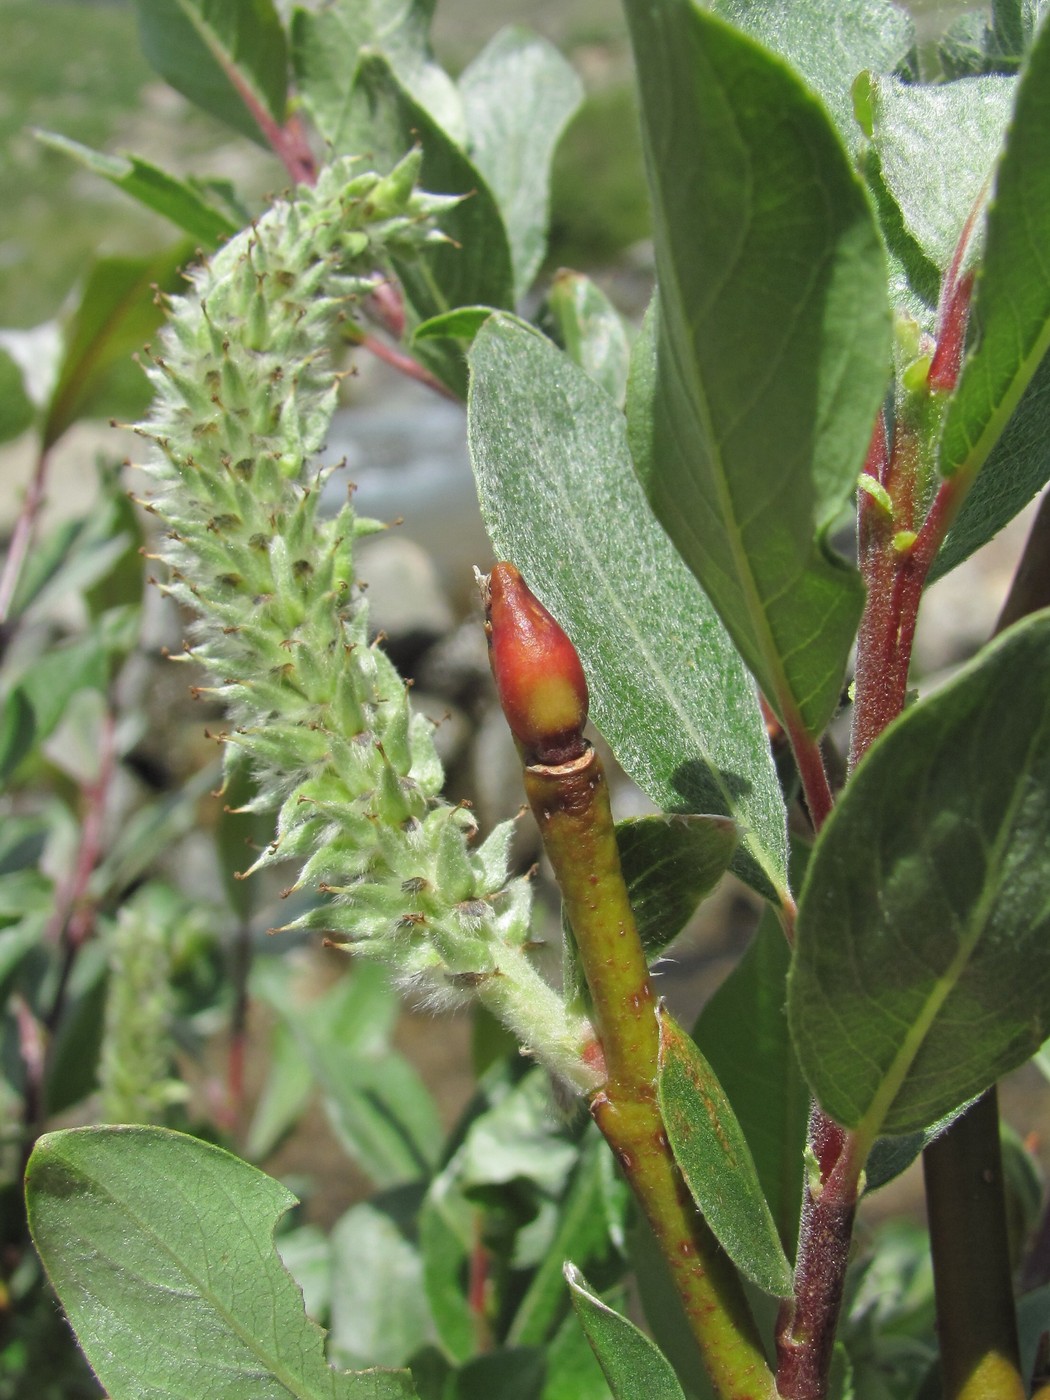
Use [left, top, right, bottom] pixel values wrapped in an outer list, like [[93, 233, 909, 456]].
[[480, 563, 589, 765]]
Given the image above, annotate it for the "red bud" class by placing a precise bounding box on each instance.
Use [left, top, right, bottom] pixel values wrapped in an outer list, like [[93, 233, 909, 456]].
[[481, 563, 589, 765]]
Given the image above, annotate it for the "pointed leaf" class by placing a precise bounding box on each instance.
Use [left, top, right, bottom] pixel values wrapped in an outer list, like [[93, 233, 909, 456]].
[[134, 0, 289, 147], [35, 132, 239, 247], [26, 1126, 416, 1398], [657, 1008, 793, 1297], [623, 1, 889, 736], [565, 1263, 687, 1400], [935, 21, 1050, 572], [617, 815, 737, 959], [459, 28, 582, 301], [542, 270, 632, 407], [468, 315, 789, 905], [790, 612, 1050, 1139], [695, 903, 809, 1250], [869, 75, 1015, 271], [0, 689, 36, 786], [711, 0, 914, 148], [42, 244, 192, 448]]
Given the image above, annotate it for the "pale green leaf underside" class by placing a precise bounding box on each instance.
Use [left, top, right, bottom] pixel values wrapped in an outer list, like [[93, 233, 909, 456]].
[[459, 27, 582, 303], [937, 19, 1050, 519], [790, 612, 1050, 1138], [658, 1009, 793, 1297], [871, 73, 1016, 270], [26, 1126, 415, 1398], [468, 315, 789, 905], [623, 0, 890, 736]]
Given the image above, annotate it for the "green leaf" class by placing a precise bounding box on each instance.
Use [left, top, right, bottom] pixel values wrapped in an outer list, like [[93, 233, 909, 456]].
[[617, 815, 737, 960], [790, 612, 1050, 1139], [348, 52, 514, 395], [468, 315, 789, 906], [938, 21, 1050, 476], [565, 1263, 688, 1400], [544, 1305, 618, 1400], [542, 270, 632, 407], [694, 903, 809, 1251], [459, 28, 582, 302], [711, 0, 914, 148], [34, 132, 240, 247], [330, 1194, 433, 1369], [134, 0, 289, 147], [292, 0, 463, 153], [449, 1349, 547, 1400], [0, 689, 36, 786], [869, 74, 1015, 272], [413, 307, 493, 343], [657, 1007, 793, 1297], [0, 346, 34, 442], [42, 244, 192, 449], [17, 637, 109, 742], [623, 2, 890, 736], [26, 1126, 416, 1397], [245, 1016, 315, 1161], [509, 1127, 627, 1348], [419, 1178, 474, 1364]]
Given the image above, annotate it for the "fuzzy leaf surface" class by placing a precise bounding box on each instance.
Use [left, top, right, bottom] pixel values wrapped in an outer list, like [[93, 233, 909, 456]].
[[565, 1264, 687, 1400], [936, 20, 1050, 542], [790, 613, 1050, 1138], [617, 814, 737, 959], [459, 27, 582, 302], [291, 0, 463, 152], [543, 270, 632, 406], [624, 1, 889, 736], [35, 132, 240, 247], [26, 1126, 416, 1397], [657, 1008, 793, 1296], [869, 74, 1015, 270], [712, 0, 914, 147], [134, 0, 288, 146], [695, 903, 809, 1250], [468, 315, 789, 905]]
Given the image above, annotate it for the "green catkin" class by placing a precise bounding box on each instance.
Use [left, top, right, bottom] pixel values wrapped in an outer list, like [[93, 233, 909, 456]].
[[135, 155, 599, 1095]]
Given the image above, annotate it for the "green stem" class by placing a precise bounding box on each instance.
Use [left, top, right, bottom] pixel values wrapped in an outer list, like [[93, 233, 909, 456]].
[[922, 1090, 1025, 1400], [525, 745, 777, 1400]]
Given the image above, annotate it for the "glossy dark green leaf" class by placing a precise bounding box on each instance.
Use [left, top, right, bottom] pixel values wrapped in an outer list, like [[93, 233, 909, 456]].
[[694, 904, 808, 1251], [468, 315, 789, 906], [0, 346, 34, 442], [565, 1263, 687, 1400], [869, 74, 1015, 271], [623, 2, 889, 737], [26, 1126, 416, 1398], [937, 21, 1050, 504], [35, 132, 239, 247], [459, 28, 582, 301], [291, 0, 463, 152], [617, 814, 736, 959], [657, 1008, 792, 1297], [134, 0, 289, 147], [711, 0, 913, 147], [348, 53, 513, 395], [790, 612, 1050, 1139], [42, 244, 192, 449], [542, 270, 632, 407]]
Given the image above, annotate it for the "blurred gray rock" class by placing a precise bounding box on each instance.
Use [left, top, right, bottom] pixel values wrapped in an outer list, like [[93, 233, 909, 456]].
[[355, 534, 454, 647]]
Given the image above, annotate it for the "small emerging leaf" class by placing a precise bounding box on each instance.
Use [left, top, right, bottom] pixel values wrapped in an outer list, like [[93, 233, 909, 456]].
[[657, 1008, 793, 1297]]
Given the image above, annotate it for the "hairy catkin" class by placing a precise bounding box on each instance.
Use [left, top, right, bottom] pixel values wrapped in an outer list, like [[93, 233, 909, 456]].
[[134, 154, 598, 1092]]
